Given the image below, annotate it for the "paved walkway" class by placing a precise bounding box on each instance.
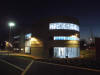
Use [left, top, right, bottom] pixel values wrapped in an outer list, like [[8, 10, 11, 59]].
[[0, 51, 42, 59]]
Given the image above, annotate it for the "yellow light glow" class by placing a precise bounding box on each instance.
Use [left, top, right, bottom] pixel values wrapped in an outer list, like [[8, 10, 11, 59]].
[[71, 34, 79, 38], [6, 41, 9, 47], [67, 40, 79, 44], [31, 37, 37, 41], [30, 37, 43, 47], [35, 41, 40, 44], [75, 34, 78, 37], [71, 35, 76, 37]]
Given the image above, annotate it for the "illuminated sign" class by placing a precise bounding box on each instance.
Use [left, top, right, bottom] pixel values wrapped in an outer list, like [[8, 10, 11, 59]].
[[49, 23, 79, 31], [54, 36, 79, 40]]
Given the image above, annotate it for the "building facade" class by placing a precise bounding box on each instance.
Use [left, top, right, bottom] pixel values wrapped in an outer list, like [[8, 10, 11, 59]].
[[47, 16, 80, 58], [13, 16, 80, 58]]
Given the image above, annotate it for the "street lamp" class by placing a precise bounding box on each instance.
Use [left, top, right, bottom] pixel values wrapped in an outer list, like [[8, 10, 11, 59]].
[[8, 22, 15, 28], [8, 22, 15, 42]]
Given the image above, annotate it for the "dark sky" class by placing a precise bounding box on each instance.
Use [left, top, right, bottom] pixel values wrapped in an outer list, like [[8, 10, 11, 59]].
[[0, 0, 100, 41]]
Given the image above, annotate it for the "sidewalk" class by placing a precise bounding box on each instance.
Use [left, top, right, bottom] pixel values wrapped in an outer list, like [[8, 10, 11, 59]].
[[0, 51, 43, 59], [9, 53, 43, 59]]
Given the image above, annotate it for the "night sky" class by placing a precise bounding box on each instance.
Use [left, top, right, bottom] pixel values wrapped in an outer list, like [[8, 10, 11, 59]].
[[0, 0, 100, 41]]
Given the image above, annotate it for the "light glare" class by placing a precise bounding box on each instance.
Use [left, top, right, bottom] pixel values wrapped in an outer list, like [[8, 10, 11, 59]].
[[8, 22, 15, 27]]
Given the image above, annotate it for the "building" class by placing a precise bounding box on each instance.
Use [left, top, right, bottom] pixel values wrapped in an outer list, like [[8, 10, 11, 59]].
[[47, 16, 80, 58], [95, 37, 100, 60], [13, 33, 25, 52], [24, 33, 44, 57], [13, 16, 80, 58]]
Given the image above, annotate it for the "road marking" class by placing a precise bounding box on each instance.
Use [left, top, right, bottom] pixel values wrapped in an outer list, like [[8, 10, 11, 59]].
[[36, 61, 100, 72], [0, 59, 24, 71], [21, 60, 34, 75]]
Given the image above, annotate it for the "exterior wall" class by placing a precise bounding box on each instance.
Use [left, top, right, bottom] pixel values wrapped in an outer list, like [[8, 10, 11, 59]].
[[24, 33, 45, 58], [13, 33, 25, 53], [47, 16, 80, 58], [95, 38, 100, 60], [30, 37, 45, 58], [31, 47, 44, 58], [16, 16, 80, 59]]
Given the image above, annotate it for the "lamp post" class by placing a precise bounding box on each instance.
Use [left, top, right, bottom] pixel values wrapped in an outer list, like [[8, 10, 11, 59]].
[[8, 22, 15, 43], [7, 22, 15, 54]]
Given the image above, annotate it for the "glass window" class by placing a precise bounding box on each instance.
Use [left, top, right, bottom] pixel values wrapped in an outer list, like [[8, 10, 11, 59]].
[[54, 47, 80, 58], [49, 23, 79, 31], [54, 36, 79, 40]]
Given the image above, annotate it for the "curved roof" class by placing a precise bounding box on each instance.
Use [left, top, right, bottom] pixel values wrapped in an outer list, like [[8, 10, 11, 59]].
[[47, 16, 80, 25]]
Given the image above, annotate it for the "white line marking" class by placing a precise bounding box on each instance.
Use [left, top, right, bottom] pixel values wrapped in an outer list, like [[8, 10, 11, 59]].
[[21, 60, 34, 75], [36, 61, 100, 72], [0, 59, 24, 71]]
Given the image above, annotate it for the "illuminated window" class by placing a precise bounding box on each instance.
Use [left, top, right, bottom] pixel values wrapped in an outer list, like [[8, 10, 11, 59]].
[[54, 47, 80, 58], [54, 36, 79, 40], [25, 33, 32, 39], [25, 47, 31, 54], [49, 23, 79, 31]]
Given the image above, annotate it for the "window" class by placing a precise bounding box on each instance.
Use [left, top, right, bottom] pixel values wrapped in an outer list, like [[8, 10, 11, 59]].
[[54, 36, 79, 40], [25, 33, 32, 39], [49, 23, 79, 31], [54, 47, 80, 58]]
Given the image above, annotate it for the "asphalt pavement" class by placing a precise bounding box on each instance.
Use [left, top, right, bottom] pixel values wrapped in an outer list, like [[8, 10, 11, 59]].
[[25, 61, 100, 75], [0, 55, 32, 69], [0, 60, 21, 75], [0, 55, 100, 75], [0, 55, 32, 75]]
